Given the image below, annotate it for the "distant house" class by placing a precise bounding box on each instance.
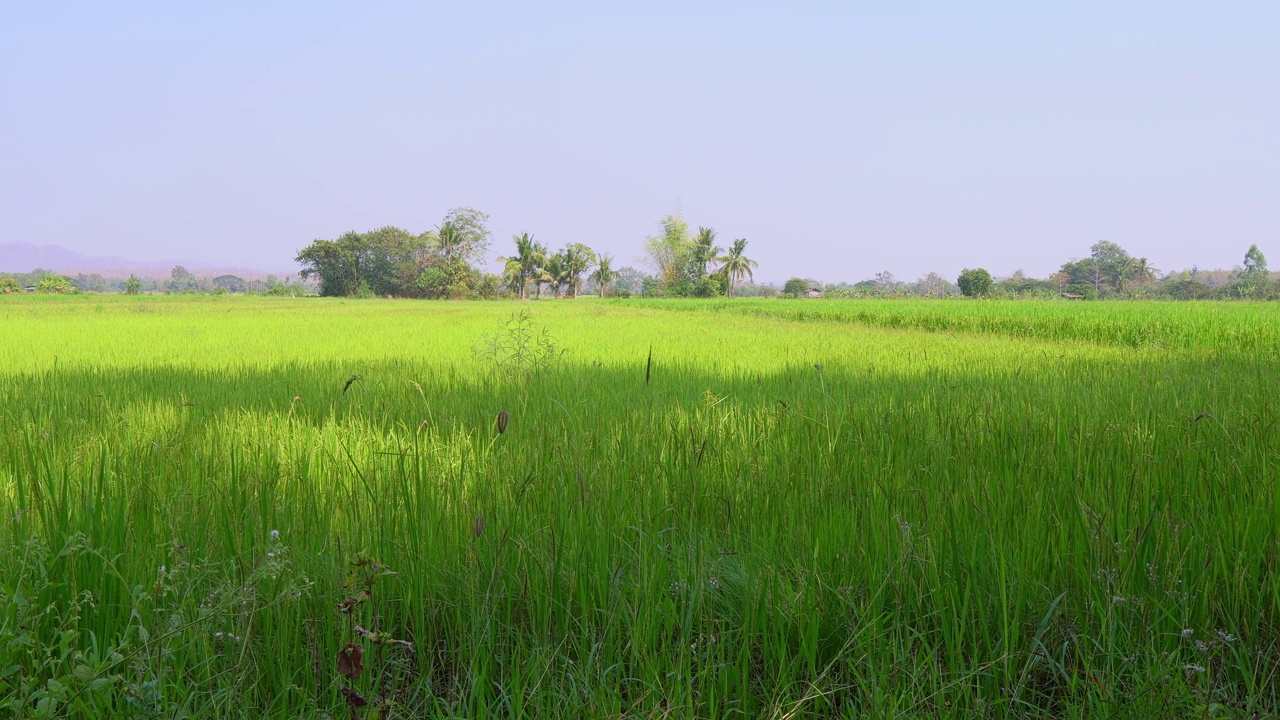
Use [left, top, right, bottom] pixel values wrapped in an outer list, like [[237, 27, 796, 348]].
[[806, 287, 822, 298], [1061, 292, 1084, 300], [22, 286, 36, 293]]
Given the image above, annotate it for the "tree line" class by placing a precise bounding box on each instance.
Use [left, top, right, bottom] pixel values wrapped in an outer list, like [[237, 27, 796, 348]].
[[0, 267, 306, 296], [4, 208, 1274, 301], [782, 241, 1275, 301], [291, 207, 760, 300]]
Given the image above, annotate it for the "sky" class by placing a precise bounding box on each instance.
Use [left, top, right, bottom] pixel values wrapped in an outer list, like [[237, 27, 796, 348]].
[[1, 1, 1277, 282]]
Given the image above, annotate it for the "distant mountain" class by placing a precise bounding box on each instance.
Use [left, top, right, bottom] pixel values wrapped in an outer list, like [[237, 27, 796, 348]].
[[0, 242, 280, 280]]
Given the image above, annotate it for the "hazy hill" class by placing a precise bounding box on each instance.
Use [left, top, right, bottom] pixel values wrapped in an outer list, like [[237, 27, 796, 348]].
[[0, 242, 281, 280]]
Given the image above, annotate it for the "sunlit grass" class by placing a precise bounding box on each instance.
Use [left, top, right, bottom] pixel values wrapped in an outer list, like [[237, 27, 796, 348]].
[[1, 295, 1278, 717]]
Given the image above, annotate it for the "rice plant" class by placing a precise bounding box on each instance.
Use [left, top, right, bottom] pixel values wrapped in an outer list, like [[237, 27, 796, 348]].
[[0, 295, 1277, 717]]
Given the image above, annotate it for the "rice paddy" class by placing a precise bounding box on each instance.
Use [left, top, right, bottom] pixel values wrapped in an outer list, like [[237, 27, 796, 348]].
[[1, 295, 1278, 718]]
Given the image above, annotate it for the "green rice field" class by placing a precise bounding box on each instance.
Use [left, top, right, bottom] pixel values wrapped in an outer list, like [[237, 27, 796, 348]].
[[2, 296, 1278, 718]]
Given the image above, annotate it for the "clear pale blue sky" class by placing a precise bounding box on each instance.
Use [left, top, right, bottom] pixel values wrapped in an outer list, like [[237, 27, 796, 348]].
[[2, 2, 1276, 281]]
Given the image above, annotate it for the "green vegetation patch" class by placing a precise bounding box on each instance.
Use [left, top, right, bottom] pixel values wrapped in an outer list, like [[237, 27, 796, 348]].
[[0, 296, 1277, 718]]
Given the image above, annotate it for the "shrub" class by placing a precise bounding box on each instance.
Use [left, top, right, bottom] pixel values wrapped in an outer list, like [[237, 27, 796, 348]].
[[472, 310, 566, 377], [35, 273, 76, 294]]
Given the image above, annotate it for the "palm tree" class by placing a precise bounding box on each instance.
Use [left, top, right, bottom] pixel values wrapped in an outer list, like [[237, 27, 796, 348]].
[[592, 254, 619, 297], [1133, 257, 1157, 287], [715, 238, 758, 297], [499, 232, 545, 299], [693, 227, 724, 280], [500, 257, 524, 297], [1116, 256, 1158, 297], [436, 221, 463, 261], [541, 252, 567, 298]]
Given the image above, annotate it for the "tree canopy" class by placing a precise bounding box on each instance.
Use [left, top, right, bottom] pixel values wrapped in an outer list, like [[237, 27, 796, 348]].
[[957, 268, 993, 297], [295, 209, 499, 299]]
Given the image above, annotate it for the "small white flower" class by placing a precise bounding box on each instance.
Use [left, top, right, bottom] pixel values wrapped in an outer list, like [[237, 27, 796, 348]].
[[1214, 630, 1235, 644], [1181, 628, 1194, 638], [270, 529, 280, 540], [1184, 664, 1205, 674], [267, 552, 275, 558]]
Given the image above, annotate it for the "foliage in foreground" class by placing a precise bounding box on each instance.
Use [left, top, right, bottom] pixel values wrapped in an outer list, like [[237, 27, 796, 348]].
[[0, 296, 1278, 718]]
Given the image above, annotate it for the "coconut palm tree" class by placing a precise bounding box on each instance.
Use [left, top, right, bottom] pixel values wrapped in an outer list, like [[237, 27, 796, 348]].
[[592, 254, 619, 297], [1116, 256, 1157, 297], [435, 221, 463, 260], [716, 238, 758, 297], [499, 232, 545, 299], [500, 257, 524, 297], [1133, 257, 1157, 286], [541, 252, 567, 298], [692, 227, 724, 281]]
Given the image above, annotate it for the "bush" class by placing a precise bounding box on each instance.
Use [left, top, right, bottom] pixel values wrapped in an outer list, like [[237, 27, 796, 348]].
[[473, 310, 566, 377], [35, 273, 76, 294], [692, 274, 724, 298]]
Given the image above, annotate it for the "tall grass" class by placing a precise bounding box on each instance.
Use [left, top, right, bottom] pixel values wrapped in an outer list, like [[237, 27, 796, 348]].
[[1, 296, 1278, 717]]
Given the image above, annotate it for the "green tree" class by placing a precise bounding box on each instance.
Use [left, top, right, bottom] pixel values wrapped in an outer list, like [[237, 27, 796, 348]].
[[1059, 240, 1136, 297], [500, 232, 545, 299], [782, 277, 810, 298], [296, 234, 362, 296], [124, 274, 142, 295], [1243, 244, 1268, 278], [957, 268, 993, 297], [529, 240, 552, 299], [1130, 257, 1157, 291], [716, 238, 758, 298], [614, 267, 650, 295], [689, 227, 723, 282], [914, 272, 954, 297], [592, 253, 619, 298], [542, 252, 567, 298], [213, 275, 247, 293], [433, 221, 464, 261], [432, 207, 493, 264], [297, 227, 430, 297], [415, 256, 479, 299], [500, 256, 524, 298], [1162, 275, 1213, 300], [0, 275, 21, 294], [166, 266, 199, 293], [562, 243, 597, 297], [642, 211, 692, 294]]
